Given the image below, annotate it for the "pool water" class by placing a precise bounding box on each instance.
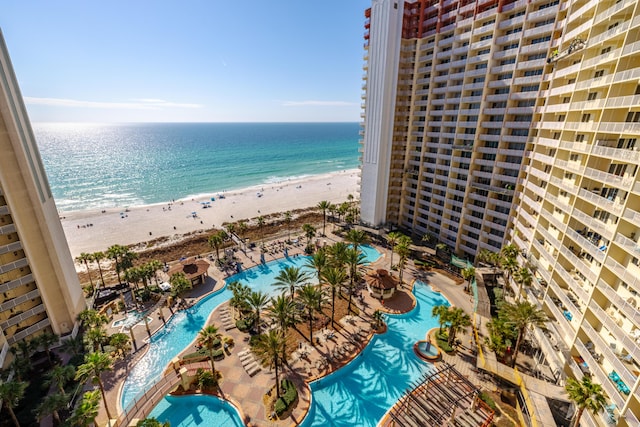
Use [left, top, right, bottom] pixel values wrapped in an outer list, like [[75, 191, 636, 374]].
[[300, 281, 449, 427], [416, 340, 439, 357], [148, 394, 244, 427], [120, 245, 381, 410], [112, 310, 152, 329]]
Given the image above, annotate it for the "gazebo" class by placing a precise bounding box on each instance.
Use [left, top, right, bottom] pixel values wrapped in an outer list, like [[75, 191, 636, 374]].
[[168, 258, 210, 286], [365, 269, 398, 300]]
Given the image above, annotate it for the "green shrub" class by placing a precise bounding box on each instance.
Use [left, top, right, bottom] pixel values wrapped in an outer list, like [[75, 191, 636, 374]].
[[435, 332, 454, 353], [182, 348, 224, 362], [274, 379, 298, 417], [274, 397, 287, 416], [236, 318, 253, 332]]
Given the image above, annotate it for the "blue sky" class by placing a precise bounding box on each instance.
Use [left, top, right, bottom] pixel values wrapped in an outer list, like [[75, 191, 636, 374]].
[[1, 1, 370, 122]]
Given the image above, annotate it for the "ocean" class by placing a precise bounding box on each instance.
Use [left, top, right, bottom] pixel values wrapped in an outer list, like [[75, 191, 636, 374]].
[[33, 122, 360, 212]]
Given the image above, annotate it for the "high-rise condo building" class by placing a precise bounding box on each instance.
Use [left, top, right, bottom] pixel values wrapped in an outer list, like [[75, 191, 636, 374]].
[[0, 31, 85, 368], [509, 0, 640, 424], [361, 0, 556, 260], [362, 0, 640, 425]]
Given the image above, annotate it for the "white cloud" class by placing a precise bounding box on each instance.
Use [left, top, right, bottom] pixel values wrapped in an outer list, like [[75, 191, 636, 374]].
[[282, 100, 356, 107], [24, 97, 203, 110]]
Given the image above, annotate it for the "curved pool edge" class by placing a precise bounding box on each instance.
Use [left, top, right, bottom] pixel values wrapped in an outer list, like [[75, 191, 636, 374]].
[[118, 281, 232, 412], [152, 393, 246, 427]]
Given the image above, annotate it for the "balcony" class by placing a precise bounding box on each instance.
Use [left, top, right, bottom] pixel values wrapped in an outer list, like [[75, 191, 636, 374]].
[[0, 274, 35, 294], [623, 207, 640, 228], [544, 293, 575, 342], [613, 232, 640, 257], [565, 228, 605, 263], [558, 245, 598, 285], [595, 0, 635, 26], [577, 188, 623, 216], [571, 207, 613, 241], [6, 318, 51, 346], [0, 302, 46, 330], [0, 257, 29, 275], [0, 289, 41, 312], [605, 256, 640, 296], [574, 334, 626, 409], [592, 144, 640, 163], [598, 280, 640, 329], [0, 223, 16, 236]]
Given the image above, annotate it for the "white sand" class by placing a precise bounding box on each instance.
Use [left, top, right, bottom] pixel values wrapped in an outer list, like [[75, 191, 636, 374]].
[[61, 169, 360, 258]]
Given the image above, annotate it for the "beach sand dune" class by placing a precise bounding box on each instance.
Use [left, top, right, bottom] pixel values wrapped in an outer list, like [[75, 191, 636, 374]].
[[61, 169, 360, 258]]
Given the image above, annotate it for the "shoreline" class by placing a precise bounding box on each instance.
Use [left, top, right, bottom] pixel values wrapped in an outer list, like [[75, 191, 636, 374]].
[[61, 168, 360, 258]]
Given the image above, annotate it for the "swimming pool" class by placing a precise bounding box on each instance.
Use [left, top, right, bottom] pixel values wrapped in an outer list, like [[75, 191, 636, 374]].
[[148, 394, 244, 427], [120, 245, 381, 410], [299, 281, 449, 427]]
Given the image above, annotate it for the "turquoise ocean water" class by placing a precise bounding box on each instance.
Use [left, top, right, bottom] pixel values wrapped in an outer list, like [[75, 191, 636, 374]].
[[33, 122, 360, 212]]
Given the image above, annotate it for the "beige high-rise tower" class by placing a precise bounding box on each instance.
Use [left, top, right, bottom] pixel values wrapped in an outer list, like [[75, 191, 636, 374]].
[[0, 31, 85, 368]]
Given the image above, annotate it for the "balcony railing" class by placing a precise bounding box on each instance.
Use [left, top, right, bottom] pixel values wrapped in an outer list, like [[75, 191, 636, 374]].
[[597, 280, 640, 329], [0, 257, 29, 275], [590, 302, 640, 375], [577, 189, 623, 216], [604, 256, 640, 296], [565, 228, 605, 263], [622, 207, 640, 228]]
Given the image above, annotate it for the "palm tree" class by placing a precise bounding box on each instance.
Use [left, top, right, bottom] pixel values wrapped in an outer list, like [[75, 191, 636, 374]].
[[501, 301, 548, 368], [70, 390, 100, 427], [170, 272, 192, 305], [267, 294, 297, 335], [446, 307, 471, 347], [327, 241, 349, 269], [302, 223, 316, 251], [298, 284, 324, 344], [85, 326, 108, 352], [46, 364, 76, 395], [75, 351, 113, 419], [77, 308, 109, 329], [317, 200, 331, 236], [61, 335, 85, 358], [386, 231, 403, 270], [253, 330, 286, 397], [247, 290, 269, 335], [345, 247, 367, 313], [321, 267, 347, 328], [476, 249, 496, 267], [0, 379, 28, 427], [501, 243, 519, 261], [273, 266, 310, 301], [267, 294, 297, 360], [91, 251, 107, 288], [197, 325, 222, 378], [514, 267, 533, 301], [228, 281, 251, 315], [208, 231, 226, 264], [345, 228, 368, 253], [106, 244, 127, 283], [461, 266, 476, 293], [372, 309, 385, 330], [565, 376, 607, 427], [76, 252, 94, 291], [35, 392, 69, 424], [284, 211, 292, 242], [306, 249, 327, 288], [225, 223, 236, 238], [35, 331, 59, 364], [502, 256, 519, 289], [432, 304, 449, 334], [395, 236, 411, 286], [109, 332, 132, 358]]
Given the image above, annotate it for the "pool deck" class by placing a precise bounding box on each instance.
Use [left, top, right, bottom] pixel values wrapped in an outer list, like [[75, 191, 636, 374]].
[[90, 231, 494, 427]]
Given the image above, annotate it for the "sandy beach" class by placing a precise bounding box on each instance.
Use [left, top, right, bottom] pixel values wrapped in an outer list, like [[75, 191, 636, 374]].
[[60, 169, 360, 258]]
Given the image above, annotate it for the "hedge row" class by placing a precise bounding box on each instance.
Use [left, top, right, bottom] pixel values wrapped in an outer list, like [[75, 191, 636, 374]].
[[274, 379, 298, 416]]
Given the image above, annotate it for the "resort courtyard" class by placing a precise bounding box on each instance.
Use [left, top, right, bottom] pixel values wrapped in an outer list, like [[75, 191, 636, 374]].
[[63, 227, 503, 427]]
